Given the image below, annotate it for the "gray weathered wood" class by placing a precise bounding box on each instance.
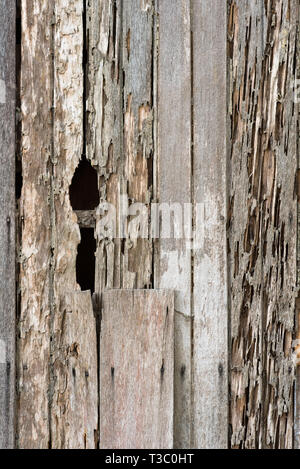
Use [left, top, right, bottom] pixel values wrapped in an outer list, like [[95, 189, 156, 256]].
[[192, 0, 228, 449], [157, 0, 192, 449], [51, 291, 98, 449], [100, 289, 174, 449], [0, 0, 16, 449]]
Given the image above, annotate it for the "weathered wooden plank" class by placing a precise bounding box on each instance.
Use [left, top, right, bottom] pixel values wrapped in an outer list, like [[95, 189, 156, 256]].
[[87, 0, 123, 295], [157, 0, 192, 449], [19, 0, 97, 448], [228, 0, 298, 448], [100, 289, 174, 449], [88, 0, 155, 296], [18, 0, 52, 448], [50, 0, 97, 448], [192, 0, 228, 449], [51, 291, 98, 449], [296, 13, 300, 450], [121, 0, 154, 290], [0, 0, 16, 449], [227, 1, 265, 448]]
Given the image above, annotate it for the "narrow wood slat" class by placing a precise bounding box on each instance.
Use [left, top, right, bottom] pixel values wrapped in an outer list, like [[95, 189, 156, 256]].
[[157, 0, 192, 449], [100, 289, 174, 449], [0, 0, 16, 449], [192, 0, 228, 448], [52, 291, 98, 449]]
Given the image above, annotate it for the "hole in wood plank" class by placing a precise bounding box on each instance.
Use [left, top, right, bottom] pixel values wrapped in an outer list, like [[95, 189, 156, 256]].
[[69, 157, 99, 210], [69, 158, 99, 293], [76, 228, 96, 293]]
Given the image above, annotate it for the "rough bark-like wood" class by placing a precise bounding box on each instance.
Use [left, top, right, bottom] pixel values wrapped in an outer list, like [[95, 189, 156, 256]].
[[157, 0, 192, 449], [18, 0, 53, 448], [228, 0, 298, 449], [0, 0, 16, 449], [87, 0, 123, 293], [192, 0, 228, 449], [19, 0, 98, 448], [51, 291, 98, 449], [296, 16, 300, 450], [50, 0, 98, 449], [87, 0, 154, 297], [100, 289, 174, 449]]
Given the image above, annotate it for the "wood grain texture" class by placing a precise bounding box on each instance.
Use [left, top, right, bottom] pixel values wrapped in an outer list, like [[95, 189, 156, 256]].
[[228, 0, 298, 449], [0, 0, 16, 449], [87, 0, 155, 297], [51, 0, 88, 448], [100, 289, 174, 449], [192, 0, 228, 449], [19, 0, 98, 448], [296, 14, 300, 450], [51, 291, 98, 449], [18, 0, 52, 448], [157, 0, 192, 449]]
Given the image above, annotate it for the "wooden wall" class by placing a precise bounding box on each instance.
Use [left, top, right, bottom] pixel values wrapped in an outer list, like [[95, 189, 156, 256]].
[[0, 0, 298, 449]]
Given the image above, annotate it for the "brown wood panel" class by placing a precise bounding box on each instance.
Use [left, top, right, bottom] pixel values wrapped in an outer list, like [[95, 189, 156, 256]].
[[228, 0, 298, 448]]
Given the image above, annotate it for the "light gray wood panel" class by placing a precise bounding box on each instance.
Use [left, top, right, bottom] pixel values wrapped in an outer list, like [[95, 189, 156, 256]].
[[157, 0, 192, 449], [51, 291, 98, 449], [100, 289, 174, 449], [192, 0, 228, 449]]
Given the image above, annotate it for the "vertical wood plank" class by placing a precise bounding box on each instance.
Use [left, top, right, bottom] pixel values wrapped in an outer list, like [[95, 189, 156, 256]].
[[100, 289, 174, 449], [296, 11, 300, 449], [18, 0, 52, 448], [51, 0, 97, 449], [121, 0, 154, 289], [19, 0, 98, 448], [87, 0, 123, 293], [228, 0, 298, 448], [88, 0, 155, 296], [157, 0, 192, 449], [0, 0, 16, 449], [228, 1, 265, 448], [192, 0, 228, 448], [51, 291, 98, 449]]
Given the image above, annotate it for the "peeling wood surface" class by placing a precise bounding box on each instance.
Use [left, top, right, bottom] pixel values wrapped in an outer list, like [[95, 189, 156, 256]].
[[228, 0, 298, 449], [100, 290, 174, 449], [18, 0, 97, 448], [157, 0, 192, 449], [0, 0, 16, 449], [296, 15, 300, 450], [192, 0, 228, 449], [87, 0, 154, 297], [51, 0, 88, 448], [18, 0, 53, 448], [15, 0, 300, 450]]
